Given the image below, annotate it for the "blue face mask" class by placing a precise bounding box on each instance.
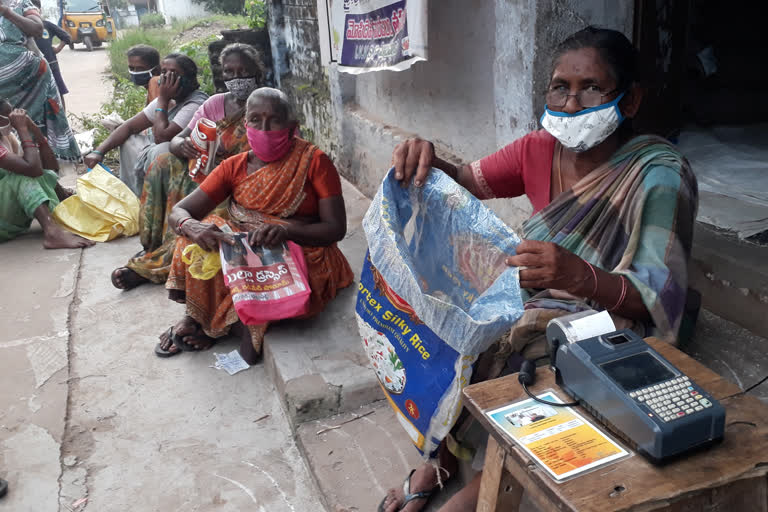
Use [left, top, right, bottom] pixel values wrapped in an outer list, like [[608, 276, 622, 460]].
[[128, 66, 156, 87], [540, 92, 626, 152]]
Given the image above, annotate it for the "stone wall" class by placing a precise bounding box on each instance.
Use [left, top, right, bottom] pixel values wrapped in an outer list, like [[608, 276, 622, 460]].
[[209, 29, 275, 93], [267, 0, 634, 231], [268, 0, 340, 159]]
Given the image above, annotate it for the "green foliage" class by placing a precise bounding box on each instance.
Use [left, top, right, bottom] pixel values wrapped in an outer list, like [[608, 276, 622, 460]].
[[139, 13, 166, 28], [68, 77, 148, 162], [246, 0, 267, 30], [177, 35, 218, 96], [106, 77, 150, 122], [191, 0, 245, 15], [107, 28, 173, 80], [170, 14, 249, 33]]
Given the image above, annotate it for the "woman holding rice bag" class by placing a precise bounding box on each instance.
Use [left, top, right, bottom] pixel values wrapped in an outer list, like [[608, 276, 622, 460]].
[[110, 43, 266, 290], [380, 27, 697, 512], [158, 87, 353, 362]]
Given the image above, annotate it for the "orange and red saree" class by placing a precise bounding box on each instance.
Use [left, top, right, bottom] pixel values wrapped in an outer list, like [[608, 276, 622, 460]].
[[166, 138, 354, 355]]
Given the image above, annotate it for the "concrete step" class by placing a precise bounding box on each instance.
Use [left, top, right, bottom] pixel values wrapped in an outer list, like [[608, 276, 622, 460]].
[[690, 223, 768, 339], [684, 308, 768, 402], [263, 179, 383, 426], [296, 401, 463, 512], [296, 401, 542, 511]]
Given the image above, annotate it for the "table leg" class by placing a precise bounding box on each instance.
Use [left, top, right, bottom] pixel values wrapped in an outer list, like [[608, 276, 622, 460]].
[[476, 436, 524, 512]]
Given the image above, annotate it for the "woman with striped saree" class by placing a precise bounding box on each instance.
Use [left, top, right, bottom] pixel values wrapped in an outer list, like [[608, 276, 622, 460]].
[[380, 27, 698, 512]]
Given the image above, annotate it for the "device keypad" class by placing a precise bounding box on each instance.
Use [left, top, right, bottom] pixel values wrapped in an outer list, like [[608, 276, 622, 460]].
[[628, 377, 713, 422]]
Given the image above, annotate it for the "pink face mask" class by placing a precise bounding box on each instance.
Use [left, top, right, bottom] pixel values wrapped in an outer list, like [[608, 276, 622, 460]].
[[246, 125, 295, 162]]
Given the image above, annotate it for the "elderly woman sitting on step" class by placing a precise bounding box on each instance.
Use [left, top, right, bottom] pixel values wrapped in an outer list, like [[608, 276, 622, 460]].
[[378, 27, 698, 512], [156, 87, 353, 362]]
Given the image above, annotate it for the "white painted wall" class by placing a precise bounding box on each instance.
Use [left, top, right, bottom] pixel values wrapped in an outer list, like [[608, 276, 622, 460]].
[[115, 6, 140, 28], [353, 0, 498, 161], [40, 0, 59, 21], [156, 0, 209, 22]]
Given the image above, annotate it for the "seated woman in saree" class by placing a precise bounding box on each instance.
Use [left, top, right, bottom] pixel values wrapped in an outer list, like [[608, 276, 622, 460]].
[[110, 43, 266, 290], [0, 0, 80, 161], [0, 105, 93, 248], [83, 53, 209, 197], [158, 87, 353, 361], [379, 27, 698, 512]]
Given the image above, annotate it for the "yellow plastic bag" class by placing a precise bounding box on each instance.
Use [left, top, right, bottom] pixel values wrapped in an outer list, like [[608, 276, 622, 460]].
[[182, 243, 221, 280], [53, 165, 140, 242]]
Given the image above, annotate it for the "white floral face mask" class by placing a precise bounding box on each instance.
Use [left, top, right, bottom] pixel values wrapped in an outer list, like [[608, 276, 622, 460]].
[[224, 76, 259, 101], [540, 92, 625, 152]]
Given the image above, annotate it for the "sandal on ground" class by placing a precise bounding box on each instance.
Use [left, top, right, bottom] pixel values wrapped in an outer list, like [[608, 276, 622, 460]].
[[0, 478, 8, 498], [111, 267, 147, 291], [154, 327, 182, 358], [377, 469, 435, 512]]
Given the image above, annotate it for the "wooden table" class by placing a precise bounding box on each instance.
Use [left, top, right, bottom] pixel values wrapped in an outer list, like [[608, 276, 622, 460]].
[[463, 338, 768, 512]]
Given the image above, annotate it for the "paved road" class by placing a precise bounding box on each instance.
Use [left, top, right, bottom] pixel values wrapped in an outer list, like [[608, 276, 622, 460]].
[[57, 45, 112, 118], [0, 44, 323, 512]]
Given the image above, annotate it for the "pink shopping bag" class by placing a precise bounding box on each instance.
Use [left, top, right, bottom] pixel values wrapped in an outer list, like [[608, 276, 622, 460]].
[[220, 233, 311, 324]]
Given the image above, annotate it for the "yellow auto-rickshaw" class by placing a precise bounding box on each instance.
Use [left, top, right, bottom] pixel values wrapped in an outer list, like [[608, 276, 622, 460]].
[[61, 0, 115, 52]]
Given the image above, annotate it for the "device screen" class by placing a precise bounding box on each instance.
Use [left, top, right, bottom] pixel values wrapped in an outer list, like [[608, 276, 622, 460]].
[[600, 352, 676, 392]]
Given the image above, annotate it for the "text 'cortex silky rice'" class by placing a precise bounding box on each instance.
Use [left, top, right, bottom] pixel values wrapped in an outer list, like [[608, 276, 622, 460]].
[[357, 169, 525, 457]]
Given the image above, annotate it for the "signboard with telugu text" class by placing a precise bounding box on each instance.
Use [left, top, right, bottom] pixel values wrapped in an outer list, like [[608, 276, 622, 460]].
[[319, 0, 428, 74]]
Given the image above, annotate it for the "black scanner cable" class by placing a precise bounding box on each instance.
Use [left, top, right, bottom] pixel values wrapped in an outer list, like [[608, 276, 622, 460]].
[[518, 358, 580, 407]]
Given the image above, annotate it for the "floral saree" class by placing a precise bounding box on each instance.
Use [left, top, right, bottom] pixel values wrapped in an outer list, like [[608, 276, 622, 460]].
[[125, 109, 249, 282]]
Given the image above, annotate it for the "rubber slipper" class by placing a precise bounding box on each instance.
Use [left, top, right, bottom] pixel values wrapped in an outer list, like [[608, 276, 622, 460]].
[[172, 326, 217, 352], [377, 469, 434, 512], [0, 478, 8, 499], [169, 327, 197, 352], [154, 327, 182, 358]]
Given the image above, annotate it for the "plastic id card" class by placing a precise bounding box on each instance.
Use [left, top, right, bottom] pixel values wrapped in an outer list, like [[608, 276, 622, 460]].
[[485, 390, 630, 482]]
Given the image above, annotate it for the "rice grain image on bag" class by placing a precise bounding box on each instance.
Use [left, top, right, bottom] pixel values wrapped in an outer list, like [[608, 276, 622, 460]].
[[357, 169, 524, 457]]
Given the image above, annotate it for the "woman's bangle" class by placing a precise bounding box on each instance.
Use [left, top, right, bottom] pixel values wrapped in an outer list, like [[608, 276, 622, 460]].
[[90, 150, 103, 156], [22, 141, 38, 149], [584, 261, 598, 298], [155, 107, 166, 113], [608, 275, 628, 312], [177, 217, 193, 234]]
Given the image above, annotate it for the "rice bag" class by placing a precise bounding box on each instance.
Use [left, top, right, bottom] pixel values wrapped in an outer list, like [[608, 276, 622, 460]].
[[357, 168, 524, 457]]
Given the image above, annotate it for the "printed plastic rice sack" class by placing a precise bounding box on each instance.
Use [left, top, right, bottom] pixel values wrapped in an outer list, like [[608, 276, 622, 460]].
[[220, 233, 311, 325], [357, 169, 524, 457]]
